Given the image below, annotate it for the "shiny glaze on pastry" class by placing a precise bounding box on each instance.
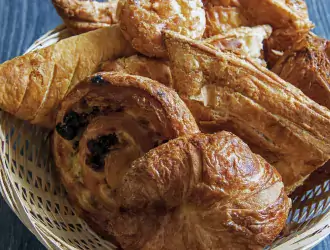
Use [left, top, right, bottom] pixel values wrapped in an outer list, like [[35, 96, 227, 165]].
[[164, 30, 330, 193]]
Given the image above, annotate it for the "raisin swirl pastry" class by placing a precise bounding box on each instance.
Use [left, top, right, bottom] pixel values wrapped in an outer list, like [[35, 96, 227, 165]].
[[96, 132, 291, 249], [53, 72, 199, 237]]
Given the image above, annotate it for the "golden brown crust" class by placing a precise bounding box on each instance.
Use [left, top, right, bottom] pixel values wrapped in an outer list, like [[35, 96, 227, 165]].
[[118, 0, 206, 58], [0, 48, 53, 118], [52, 0, 118, 34], [100, 55, 173, 87], [272, 33, 330, 109], [57, 131, 290, 249], [0, 25, 134, 128], [164, 30, 330, 193]]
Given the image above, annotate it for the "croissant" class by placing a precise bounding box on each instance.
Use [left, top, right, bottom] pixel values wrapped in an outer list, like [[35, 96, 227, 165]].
[[54, 121, 290, 249], [164, 30, 330, 193], [272, 33, 330, 109], [99, 55, 173, 87], [52, 0, 119, 34], [0, 25, 134, 128]]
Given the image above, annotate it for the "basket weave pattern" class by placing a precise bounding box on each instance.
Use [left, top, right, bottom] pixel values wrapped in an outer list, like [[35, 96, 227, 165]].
[[0, 26, 330, 250]]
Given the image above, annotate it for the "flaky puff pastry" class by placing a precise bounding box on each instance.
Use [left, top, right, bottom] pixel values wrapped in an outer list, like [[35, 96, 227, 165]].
[[100, 55, 173, 87], [164, 30, 330, 193], [117, 0, 206, 58], [93, 131, 289, 249], [272, 33, 330, 109], [53, 72, 199, 243], [52, 0, 119, 34]]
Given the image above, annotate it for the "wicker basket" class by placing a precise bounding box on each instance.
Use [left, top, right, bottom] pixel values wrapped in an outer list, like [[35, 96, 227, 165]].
[[1, 25, 330, 250]]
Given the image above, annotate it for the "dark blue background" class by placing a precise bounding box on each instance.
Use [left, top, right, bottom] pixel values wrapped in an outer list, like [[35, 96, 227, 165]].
[[0, 0, 329, 249]]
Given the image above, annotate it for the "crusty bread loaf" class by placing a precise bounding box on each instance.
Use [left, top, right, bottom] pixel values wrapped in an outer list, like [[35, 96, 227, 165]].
[[0, 24, 134, 128]]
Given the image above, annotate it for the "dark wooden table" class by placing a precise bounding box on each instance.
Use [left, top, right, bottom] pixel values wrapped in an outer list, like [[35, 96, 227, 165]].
[[0, 0, 329, 249]]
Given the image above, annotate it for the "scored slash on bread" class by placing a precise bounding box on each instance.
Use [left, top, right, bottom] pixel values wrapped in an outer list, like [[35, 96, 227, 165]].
[[0, 25, 134, 128], [163, 30, 330, 193]]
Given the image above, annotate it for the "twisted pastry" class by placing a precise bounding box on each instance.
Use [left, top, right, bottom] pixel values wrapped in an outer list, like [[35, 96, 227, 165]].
[[117, 0, 206, 58], [52, 0, 119, 34], [164, 30, 330, 193], [58, 131, 290, 249], [53, 72, 199, 235]]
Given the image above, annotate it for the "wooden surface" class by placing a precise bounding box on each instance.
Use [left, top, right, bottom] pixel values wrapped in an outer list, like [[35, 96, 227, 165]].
[[0, 0, 329, 249]]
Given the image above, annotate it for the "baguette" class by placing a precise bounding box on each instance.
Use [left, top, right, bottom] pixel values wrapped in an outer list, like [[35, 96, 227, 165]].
[[0, 24, 134, 128]]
